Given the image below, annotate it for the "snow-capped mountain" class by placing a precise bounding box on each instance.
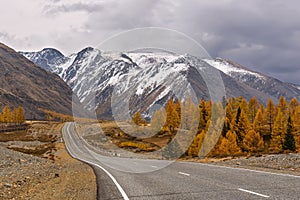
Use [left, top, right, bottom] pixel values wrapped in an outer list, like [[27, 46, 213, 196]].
[[20, 48, 71, 76], [20, 48, 300, 119], [204, 58, 300, 100]]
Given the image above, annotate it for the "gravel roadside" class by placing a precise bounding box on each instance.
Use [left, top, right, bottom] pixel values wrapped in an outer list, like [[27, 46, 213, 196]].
[[212, 153, 300, 175], [0, 122, 97, 200]]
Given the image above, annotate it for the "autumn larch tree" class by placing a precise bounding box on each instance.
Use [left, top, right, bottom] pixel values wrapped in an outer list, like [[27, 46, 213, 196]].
[[276, 96, 288, 121], [217, 130, 241, 156], [265, 98, 276, 137], [248, 96, 260, 125], [243, 129, 264, 153], [269, 109, 285, 153], [253, 108, 265, 136], [17, 106, 25, 124], [2, 106, 11, 124], [233, 107, 250, 149], [187, 130, 205, 157], [164, 99, 180, 133], [289, 98, 299, 116], [198, 99, 209, 132]]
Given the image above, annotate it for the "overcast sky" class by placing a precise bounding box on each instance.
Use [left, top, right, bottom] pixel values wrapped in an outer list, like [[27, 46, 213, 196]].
[[0, 0, 299, 84]]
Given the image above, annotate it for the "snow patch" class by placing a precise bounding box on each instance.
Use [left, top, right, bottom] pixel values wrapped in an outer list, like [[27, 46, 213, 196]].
[[204, 58, 265, 80]]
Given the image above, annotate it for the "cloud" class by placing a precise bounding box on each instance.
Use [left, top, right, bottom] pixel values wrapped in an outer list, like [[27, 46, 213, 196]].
[[43, 2, 106, 15], [0, 0, 299, 84]]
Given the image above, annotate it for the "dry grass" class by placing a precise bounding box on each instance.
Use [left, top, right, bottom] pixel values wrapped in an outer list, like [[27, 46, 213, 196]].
[[118, 141, 156, 152]]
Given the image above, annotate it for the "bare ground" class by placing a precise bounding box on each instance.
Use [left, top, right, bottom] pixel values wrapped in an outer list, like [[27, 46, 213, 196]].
[[0, 122, 96, 200]]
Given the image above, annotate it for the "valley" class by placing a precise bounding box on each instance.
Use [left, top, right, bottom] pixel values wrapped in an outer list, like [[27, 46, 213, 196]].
[[1, 41, 300, 199]]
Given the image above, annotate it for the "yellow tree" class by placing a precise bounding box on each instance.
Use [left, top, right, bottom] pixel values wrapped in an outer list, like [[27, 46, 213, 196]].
[[231, 96, 244, 112], [2, 106, 12, 124], [198, 99, 209, 132], [265, 98, 276, 136], [289, 105, 300, 151], [17, 106, 25, 124], [221, 101, 233, 137], [165, 99, 180, 132], [289, 98, 299, 116], [239, 98, 249, 118], [217, 130, 241, 156], [253, 108, 265, 136], [269, 109, 285, 153], [248, 96, 260, 125], [187, 130, 205, 157], [233, 107, 250, 149], [276, 96, 288, 121], [289, 97, 299, 132], [243, 129, 264, 153]]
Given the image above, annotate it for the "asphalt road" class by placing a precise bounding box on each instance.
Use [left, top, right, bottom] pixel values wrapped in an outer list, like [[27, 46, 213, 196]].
[[63, 122, 300, 200]]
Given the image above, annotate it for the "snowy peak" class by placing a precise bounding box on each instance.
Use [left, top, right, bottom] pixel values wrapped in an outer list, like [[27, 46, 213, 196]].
[[204, 58, 300, 100], [20, 48, 68, 72], [204, 58, 265, 81]]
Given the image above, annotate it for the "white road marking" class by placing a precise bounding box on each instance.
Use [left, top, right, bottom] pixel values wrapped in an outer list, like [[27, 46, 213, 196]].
[[238, 188, 269, 198], [178, 172, 190, 176], [183, 162, 300, 178], [63, 123, 130, 200], [150, 165, 158, 168]]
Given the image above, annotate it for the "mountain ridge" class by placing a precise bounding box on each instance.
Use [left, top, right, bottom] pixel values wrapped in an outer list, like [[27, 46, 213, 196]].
[[19, 47, 300, 119]]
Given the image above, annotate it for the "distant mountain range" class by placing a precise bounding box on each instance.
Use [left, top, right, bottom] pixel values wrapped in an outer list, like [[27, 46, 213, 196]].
[[0, 43, 73, 119], [20, 47, 300, 119]]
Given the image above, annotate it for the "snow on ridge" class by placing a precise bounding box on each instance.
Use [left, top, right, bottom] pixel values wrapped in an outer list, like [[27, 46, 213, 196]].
[[127, 52, 179, 64], [203, 58, 264, 80], [58, 54, 77, 77]]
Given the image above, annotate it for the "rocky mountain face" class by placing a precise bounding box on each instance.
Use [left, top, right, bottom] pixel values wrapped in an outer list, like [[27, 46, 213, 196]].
[[0, 43, 73, 119], [204, 58, 300, 102], [20, 47, 300, 119]]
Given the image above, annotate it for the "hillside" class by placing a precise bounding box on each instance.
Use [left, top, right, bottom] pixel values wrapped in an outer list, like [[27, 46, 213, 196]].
[[0, 43, 73, 119]]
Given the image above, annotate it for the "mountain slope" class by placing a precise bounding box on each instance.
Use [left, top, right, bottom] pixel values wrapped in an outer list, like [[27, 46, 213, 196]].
[[0, 43, 73, 119], [204, 58, 300, 101], [20, 47, 300, 119]]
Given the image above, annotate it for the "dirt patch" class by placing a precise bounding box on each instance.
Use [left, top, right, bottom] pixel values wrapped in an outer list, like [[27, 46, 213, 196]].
[[0, 122, 97, 200], [7, 143, 56, 157]]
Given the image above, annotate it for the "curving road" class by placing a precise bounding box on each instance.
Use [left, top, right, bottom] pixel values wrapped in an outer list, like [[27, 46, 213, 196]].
[[62, 122, 300, 200]]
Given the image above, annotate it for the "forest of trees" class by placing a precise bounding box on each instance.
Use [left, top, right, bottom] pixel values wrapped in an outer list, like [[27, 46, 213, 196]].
[[146, 96, 300, 158], [0, 105, 25, 125], [40, 109, 73, 122]]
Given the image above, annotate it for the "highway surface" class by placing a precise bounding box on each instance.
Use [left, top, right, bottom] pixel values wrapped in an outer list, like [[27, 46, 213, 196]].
[[62, 122, 300, 200]]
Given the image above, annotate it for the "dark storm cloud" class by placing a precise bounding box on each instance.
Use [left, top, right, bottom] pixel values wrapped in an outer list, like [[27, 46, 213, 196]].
[[162, 0, 300, 84], [1, 0, 299, 84]]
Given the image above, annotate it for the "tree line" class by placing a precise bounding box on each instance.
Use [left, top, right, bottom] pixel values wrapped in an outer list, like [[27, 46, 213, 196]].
[[134, 96, 300, 157], [0, 105, 25, 125]]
